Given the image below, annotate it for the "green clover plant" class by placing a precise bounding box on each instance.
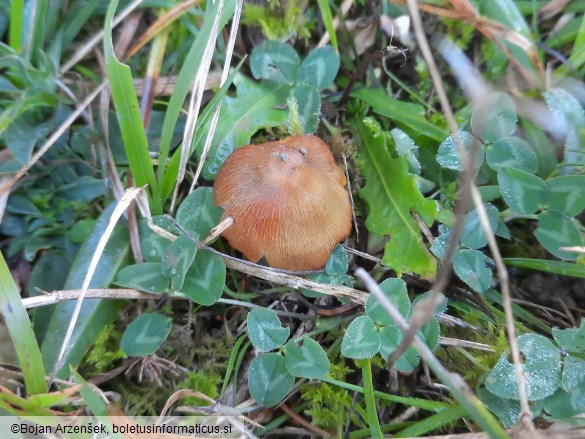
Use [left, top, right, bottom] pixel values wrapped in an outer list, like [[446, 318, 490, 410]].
[[433, 89, 585, 426], [246, 307, 330, 407]]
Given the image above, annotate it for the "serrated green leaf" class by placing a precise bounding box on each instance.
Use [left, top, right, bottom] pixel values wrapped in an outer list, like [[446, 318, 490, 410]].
[[341, 315, 380, 359], [200, 75, 289, 180], [486, 333, 561, 401], [247, 308, 290, 352], [248, 352, 294, 407], [114, 263, 168, 294], [297, 46, 339, 89], [535, 209, 583, 261], [120, 313, 172, 357], [498, 167, 548, 214], [354, 119, 437, 278], [284, 337, 330, 379]]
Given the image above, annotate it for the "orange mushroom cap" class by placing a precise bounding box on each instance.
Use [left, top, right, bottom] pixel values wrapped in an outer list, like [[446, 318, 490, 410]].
[[213, 135, 352, 271]]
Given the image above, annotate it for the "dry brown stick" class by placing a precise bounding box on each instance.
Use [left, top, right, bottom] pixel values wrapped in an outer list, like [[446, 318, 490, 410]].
[[125, 0, 201, 59], [164, 215, 368, 304], [279, 404, 333, 438]]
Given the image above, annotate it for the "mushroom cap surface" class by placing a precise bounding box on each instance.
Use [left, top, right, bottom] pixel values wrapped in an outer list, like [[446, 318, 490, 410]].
[[213, 135, 352, 270]]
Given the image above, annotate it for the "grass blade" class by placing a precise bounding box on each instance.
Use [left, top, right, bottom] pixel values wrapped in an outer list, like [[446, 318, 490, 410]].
[[394, 405, 467, 437], [361, 358, 383, 438], [104, 0, 163, 214], [0, 250, 46, 394], [322, 377, 450, 411], [9, 0, 24, 53], [41, 203, 130, 378], [171, 0, 225, 210], [317, 0, 337, 51], [161, 59, 244, 199], [504, 258, 585, 278], [156, 0, 236, 198], [220, 334, 248, 396]]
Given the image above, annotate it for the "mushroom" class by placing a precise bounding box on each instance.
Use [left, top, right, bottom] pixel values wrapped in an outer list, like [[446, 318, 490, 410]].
[[213, 135, 352, 271]]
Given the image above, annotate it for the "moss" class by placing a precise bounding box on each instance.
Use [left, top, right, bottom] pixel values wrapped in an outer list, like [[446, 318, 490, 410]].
[[437, 322, 508, 387], [177, 371, 222, 406], [83, 324, 125, 373], [187, 331, 232, 376], [301, 382, 353, 431], [242, 1, 313, 44], [299, 357, 358, 431], [119, 383, 170, 416]]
